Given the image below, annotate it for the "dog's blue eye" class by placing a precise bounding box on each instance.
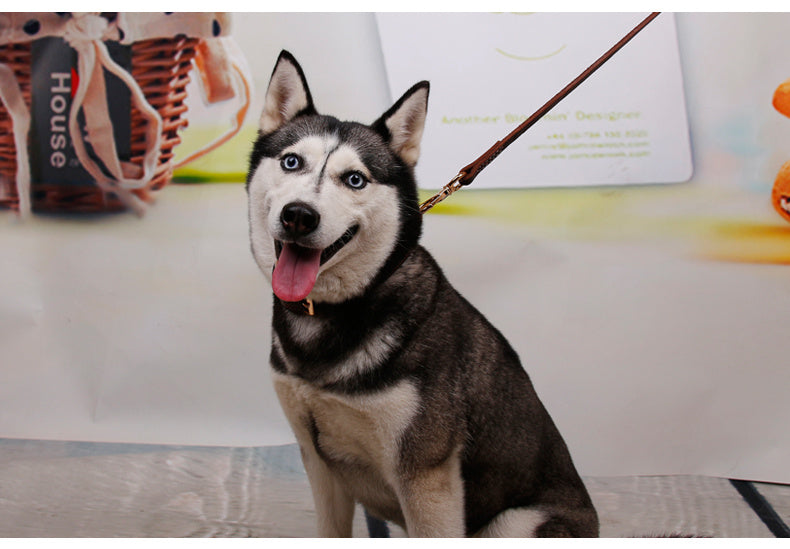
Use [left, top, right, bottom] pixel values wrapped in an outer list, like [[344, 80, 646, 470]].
[[344, 172, 367, 190], [281, 154, 302, 171]]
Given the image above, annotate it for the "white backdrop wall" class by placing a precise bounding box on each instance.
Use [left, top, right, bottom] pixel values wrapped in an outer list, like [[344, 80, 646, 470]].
[[2, 13, 790, 484]]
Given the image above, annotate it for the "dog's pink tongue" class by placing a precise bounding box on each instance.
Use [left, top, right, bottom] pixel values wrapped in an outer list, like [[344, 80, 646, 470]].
[[272, 243, 322, 302]]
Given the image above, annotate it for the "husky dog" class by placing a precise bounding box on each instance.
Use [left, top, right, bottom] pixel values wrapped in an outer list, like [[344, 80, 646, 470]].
[[246, 50, 598, 538]]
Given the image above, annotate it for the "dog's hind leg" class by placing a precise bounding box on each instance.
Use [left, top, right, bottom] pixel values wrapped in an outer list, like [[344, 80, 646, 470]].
[[473, 508, 548, 537], [475, 506, 599, 538]]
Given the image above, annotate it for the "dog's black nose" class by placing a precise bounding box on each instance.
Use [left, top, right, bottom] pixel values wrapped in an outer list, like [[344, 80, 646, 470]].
[[281, 202, 320, 238]]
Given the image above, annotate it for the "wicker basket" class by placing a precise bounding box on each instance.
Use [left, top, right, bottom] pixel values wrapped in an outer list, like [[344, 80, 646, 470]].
[[0, 34, 198, 213], [0, 42, 31, 211]]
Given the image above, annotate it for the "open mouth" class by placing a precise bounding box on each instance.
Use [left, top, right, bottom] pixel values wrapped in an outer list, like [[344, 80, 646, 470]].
[[274, 224, 360, 265], [271, 225, 360, 303]]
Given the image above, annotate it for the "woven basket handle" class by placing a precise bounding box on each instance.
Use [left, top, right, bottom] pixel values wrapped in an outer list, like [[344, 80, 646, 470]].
[[67, 37, 160, 215], [173, 37, 252, 170], [0, 62, 32, 217]]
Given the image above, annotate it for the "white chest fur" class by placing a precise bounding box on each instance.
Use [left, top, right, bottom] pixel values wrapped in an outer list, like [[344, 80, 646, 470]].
[[271, 371, 420, 485]]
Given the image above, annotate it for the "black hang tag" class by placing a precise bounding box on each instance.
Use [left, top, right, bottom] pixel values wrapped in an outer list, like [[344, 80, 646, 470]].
[[30, 37, 132, 187]]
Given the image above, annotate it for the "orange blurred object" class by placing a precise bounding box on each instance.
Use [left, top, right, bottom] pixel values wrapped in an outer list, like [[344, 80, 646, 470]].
[[772, 160, 790, 223], [773, 78, 790, 118]]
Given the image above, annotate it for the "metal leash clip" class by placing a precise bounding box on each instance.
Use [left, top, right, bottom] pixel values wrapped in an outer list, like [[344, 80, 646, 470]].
[[419, 172, 466, 214]]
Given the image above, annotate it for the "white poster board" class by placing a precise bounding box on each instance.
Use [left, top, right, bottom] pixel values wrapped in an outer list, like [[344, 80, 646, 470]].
[[376, 12, 693, 189]]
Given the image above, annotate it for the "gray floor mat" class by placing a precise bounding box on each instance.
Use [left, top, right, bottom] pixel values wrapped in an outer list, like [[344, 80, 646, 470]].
[[0, 440, 786, 538]]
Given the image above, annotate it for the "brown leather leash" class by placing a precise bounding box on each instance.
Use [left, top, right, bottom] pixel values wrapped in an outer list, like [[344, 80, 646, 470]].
[[419, 12, 661, 214]]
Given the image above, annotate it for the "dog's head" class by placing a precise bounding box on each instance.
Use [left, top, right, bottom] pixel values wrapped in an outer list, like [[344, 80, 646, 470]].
[[247, 51, 428, 304]]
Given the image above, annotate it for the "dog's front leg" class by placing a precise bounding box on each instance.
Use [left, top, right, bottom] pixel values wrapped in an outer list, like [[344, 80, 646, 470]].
[[300, 441, 356, 537], [396, 450, 466, 537], [271, 374, 355, 537]]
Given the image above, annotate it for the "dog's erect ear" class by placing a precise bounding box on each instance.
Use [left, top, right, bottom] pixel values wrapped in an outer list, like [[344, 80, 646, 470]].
[[373, 81, 429, 167], [259, 50, 316, 134]]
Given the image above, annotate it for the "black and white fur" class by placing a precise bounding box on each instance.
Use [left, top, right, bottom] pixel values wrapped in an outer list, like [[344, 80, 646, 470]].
[[246, 50, 599, 538]]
